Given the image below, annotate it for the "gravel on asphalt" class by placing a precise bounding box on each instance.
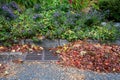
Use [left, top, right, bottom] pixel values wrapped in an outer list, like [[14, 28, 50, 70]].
[[0, 61, 119, 80]]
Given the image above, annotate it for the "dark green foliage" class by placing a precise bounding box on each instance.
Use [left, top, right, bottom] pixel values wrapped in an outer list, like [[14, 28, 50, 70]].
[[98, 0, 120, 21], [1, 0, 70, 10], [70, 0, 90, 11], [1, 0, 38, 8], [34, 4, 42, 12], [0, 16, 13, 46], [10, 10, 41, 40]]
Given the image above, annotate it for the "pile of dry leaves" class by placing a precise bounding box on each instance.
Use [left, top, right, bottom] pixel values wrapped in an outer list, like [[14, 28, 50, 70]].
[[0, 44, 43, 53], [53, 40, 120, 73]]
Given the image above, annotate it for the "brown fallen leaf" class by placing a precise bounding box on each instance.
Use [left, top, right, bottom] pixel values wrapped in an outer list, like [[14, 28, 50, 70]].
[[0, 46, 4, 49], [11, 49, 16, 52], [12, 59, 24, 64]]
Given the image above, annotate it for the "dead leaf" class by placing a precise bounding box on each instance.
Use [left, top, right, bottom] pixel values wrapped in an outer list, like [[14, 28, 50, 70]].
[[12, 59, 24, 64]]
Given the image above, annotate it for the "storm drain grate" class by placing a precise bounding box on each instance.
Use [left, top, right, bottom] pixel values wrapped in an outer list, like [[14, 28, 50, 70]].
[[44, 49, 58, 60], [25, 52, 42, 60], [25, 49, 58, 61]]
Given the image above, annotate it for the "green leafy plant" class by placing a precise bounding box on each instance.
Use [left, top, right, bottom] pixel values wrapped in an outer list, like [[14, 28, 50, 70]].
[[2, 0, 38, 8], [62, 30, 78, 41], [68, 0, 98, 11], [76, 25, 119, 42], [76, 9, 104, 27], [0, 16, 13, 46], [0, 8, 42, 46], [70, 0, 90, 11], [11, 10, 41, 40]]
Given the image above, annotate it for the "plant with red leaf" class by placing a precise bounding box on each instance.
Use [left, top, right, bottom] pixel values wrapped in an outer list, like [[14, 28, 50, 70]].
[[69, 0, 72, 4]]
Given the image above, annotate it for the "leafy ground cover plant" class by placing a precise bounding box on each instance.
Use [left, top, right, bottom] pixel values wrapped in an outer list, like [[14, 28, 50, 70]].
[[0, 3, 41, 43], [68, 0, 99, 12], [52, 40, 120, 73], [1, 0, 38, 8], [76, 25, 119, 42], [11, 12, 39, 39], [0, 16, 13, 46], [0, 6, 42, 46]]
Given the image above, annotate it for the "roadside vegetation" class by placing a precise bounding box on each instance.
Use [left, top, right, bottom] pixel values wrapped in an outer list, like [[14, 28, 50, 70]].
[[0, 0, 120, 73]]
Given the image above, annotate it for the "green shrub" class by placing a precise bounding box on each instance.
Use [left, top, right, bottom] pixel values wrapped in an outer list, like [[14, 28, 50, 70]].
[[76, 9, 104, 27], [60, 24, 119, 42], [76, 25, 119, 42], [2, 0, 38, 8], [0, 16, 13, 46], [62, 30, 78, 41], [0, 9, 42, 46], [2, 0, 70, 11], [98, 0, 120, 21], [38, 10, 67, 39], [11, 10, 41, 40], [69, 0, 90, 11], [0, 16, 12, 41], [68, 0, 99, 11], [37, 9, 119, 42]]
